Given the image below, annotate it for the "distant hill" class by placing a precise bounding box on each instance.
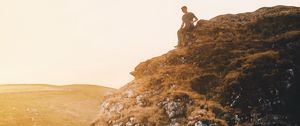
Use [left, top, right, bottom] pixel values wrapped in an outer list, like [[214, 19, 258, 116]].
[[92, 6, 300, 126], [0, 84, 115, 126]]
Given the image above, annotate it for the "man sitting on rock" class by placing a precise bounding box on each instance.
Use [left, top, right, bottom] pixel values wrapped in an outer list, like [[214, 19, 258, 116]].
[[177, 6, 198, 47]]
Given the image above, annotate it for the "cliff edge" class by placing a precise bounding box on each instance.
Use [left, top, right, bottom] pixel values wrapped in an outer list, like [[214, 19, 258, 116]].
[[92, 6, 300, 126]]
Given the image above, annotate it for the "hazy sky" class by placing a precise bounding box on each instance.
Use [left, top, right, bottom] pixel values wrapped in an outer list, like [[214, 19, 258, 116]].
[[0, 0, 299, 88]]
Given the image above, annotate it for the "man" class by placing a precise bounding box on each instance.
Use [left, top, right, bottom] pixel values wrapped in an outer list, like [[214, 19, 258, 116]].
[[177, 6, 198, 47]]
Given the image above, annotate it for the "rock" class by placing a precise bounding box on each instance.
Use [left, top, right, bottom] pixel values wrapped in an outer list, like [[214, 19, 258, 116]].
[[100, 100, 110, 112], [194, 121, 205, 126], [109, 103, 124, 113], [169, 118, 186, 126], [193, 120, 222, 126], [125, 117, 135, 126], [163, 101, 186, 118], [136, 95, 148, 107], [125, 121, 134, 126], [283, 68, 295, 89], [91, 6, 300, 126], [112, 122, 123, 126], [125, 89, 134, 98]]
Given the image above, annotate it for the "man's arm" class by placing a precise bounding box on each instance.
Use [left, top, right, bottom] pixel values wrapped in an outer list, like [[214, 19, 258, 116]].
[[180, 22, 184, 29], [193, 14, 198, 23], [193, 16, 198, 23]]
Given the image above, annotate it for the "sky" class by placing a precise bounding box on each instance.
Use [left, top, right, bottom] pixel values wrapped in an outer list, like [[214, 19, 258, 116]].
[[0, 0, 299, 88]]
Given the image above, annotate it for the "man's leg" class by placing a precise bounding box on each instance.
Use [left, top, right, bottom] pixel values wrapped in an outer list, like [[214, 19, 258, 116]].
[[177, 29, 184, 47], [185, 25, 195, 46]]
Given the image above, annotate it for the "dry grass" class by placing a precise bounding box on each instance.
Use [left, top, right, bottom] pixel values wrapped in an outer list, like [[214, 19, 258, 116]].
[[0, 84, 114, 126]]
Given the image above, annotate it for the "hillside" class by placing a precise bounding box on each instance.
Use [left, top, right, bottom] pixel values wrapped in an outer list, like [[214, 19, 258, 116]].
[[0, 84, 114, 126], [91, 6, 300, 126]]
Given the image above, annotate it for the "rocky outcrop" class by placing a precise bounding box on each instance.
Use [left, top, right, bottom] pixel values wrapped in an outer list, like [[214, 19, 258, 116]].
[[91, 6, 300, 126]]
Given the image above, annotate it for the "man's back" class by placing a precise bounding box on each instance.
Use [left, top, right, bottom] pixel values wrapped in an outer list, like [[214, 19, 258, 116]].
[[182, 12, 197, 24]]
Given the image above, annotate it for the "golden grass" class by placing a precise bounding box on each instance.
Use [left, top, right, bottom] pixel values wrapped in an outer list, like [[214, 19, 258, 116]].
[[0, 84, 114, 126]]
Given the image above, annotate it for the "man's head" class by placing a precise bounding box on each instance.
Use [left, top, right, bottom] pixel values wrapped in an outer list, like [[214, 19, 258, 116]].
[[181, 6, 188, 13]]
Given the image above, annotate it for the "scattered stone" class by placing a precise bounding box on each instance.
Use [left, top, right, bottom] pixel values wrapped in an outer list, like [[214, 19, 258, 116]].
[[100, 100, 110, 112], [109, 103, 124, 113], [163, 100, 187, 119], [194, 121, 205, 126], [112, 122, 124, 126], [136, 95, 148, 107], [192, 120, 222, 126], [126, 89, 134, 98]]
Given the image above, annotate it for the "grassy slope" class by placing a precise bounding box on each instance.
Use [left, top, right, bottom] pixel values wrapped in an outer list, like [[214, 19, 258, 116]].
[[0, 84, 114, 126]]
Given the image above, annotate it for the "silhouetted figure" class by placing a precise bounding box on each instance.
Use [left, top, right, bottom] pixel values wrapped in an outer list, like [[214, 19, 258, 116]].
[[177, 6, 198, 47]]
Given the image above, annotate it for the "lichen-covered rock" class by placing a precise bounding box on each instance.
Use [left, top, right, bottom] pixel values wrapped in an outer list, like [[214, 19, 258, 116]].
[[162, 100, 187, 119], [125, 89, 134, 98], [135, 95, 148, 107], [91, 6, 300, 126]]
